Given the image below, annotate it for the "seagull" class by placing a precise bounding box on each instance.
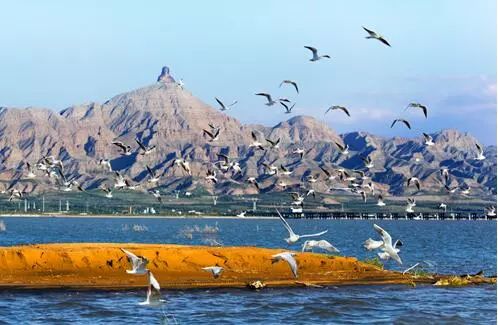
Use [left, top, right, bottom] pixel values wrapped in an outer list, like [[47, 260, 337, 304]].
[[139, 270, 165, 306], [236, 211, 247, 218], [43, 156, 64, 170], [100, 184, 113, 198], [249, 131, 265, 150], [290, 192, 305, 206], [120, 248, 149, 274], [378, 240, 403, 261], [460, 186, 471, 196], [280, 101, 296, 114], [376, 194, 386, 207], [8, 189, 24, 201], [98, 159, 113, 172], [440, 168, 450, 184], [247, 177, 260, 190], [265, 138, 280, 149], [25, 162, 36, 179], [262, 162, 278, 176], [407, 177, 421, 191], [292, 148, 306, 160], [149, 189, 162, 202], [255, 93, 278, 106], [362, 156, 374, 169], [423, 133, 435, 146], [391, 119, 411, 129], [277, 209, 327, 244], [114, 171, 127, 189], [362, 27, 391, 47], [205, 169, 218, 183], [215, 97, 238, 111], [177, 79, 185, 89], [302, 240, 339, 253], [203, 128, 221, 142], [271, 252, 298, 278], [363, 238, 384, 251], [486, 206, 496, 217], [319, 166, 337, 181], [136, 139, 156, 156], [406, 198, 416, 213], [279, 165, 293, 176], [335, 142, 349, 155], [406, 103, 428, 118], [306, 174, 320, 184], [231, 162, 242, 175], [202, 266, 224, 279], [125, 179, 142, 191], [325, 105, 351, 117], [475, 143, 486, 160], [373, 224, 402, 265], [304, 46, 330, 62], [439, 202, 447, 212], [112, 141, 132, 156], [280, 80, 299, 94], [146, 166, 160, 184]]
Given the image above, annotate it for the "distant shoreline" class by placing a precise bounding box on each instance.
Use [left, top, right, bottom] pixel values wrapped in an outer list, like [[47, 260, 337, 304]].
[[0, 213, 275, 219]]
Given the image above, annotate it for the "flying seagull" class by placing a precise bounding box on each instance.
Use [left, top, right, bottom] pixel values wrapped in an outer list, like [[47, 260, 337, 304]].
[[205, 169, 218, 183], [139, 270, 165, 306], [376, 194, 386, 207], [203, 128, 221, 142], [98, 159, 113, 172], [265, 138, 280, 149], [363, 237, 384, 251], [302, 240, 340, 254], [373, 224, 402, 265], [149, 189, 162, 202], [325, 105, 351, 117], [378, 239, 403, 261], [249, 131, 265, 150], [215, 97, 238, 111], [146, 165, 160, 184], [423, 133, 435, 146], [406, 103, 428, 118], [475, 143, 486, 161], [362, 27, 391, 47], [246, 177, 260, 190], [202, 266, 224, 279], [362, 156, 374, 169], [304, 46, 331, 61], [136, 139, 156, 155], [391, 119, 411, 129], [271, 252, 298, 278], [112, 141, 132, 156], [319, 165, 337, 181], [277, 209, 327, 244], [100, 184, 113, 198], [279, 80, 299, 94], [335, 142, 349, 155], [407, 177, 421, 191], [121, 248, 149, 274], [255, 93, 278, 106], [25, 162, 36, 179], [280, 101, 296, 114], [114, 171, 127, 189]]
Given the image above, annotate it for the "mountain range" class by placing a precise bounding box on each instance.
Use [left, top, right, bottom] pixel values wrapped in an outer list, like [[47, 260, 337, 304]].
[[0, 66, 496, 197]]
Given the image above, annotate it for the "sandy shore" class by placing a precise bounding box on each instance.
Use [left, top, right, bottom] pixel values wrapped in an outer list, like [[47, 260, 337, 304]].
[[0, 243, 420, 290]]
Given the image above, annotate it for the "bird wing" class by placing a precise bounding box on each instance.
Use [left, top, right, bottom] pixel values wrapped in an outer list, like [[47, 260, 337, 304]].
[[362, 26, 375, 36], [280, 101, 290, 111], [203, 129, 214, 138], [379, 37, 391, 47], [390, 120, 398, 128], [339, 106, 351, 117], [215, 97, 226, 110], [401, 119, 412, 129], [281, 253, 298, 278], [255, 93, 272, 102], [373, 224, 392, 247], [251, 131, 258, 141], [148, 271, 161, 291], [394, 239, 403, 248], [266, 138, 276, 146], [420, 105, 428, 118], [304, 46, 318, 55], [135, 139, 146, 151], [319, 166, 331, 177], [476, 143, 483, 154], [121, 248, 140, 266], [300, 229, 328, 238], [112, 141, 127, 151], [276, 209, 296, 237], [335, 142, 345, 151], [146, 165, 155, 177]]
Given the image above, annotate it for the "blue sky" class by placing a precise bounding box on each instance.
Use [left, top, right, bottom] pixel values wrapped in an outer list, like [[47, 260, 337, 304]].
[[0, 1, 496, 144]]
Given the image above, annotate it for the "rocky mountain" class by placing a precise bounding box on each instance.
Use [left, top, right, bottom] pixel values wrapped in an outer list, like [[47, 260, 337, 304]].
[[0, 67, 495, 197]]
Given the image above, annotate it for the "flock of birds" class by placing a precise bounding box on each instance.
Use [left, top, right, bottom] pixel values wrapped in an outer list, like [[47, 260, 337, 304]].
[[119, 208, 403, 307], [4, 26, 495, 218]]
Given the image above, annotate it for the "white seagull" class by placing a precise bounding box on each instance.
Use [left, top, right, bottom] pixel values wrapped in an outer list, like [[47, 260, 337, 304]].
[[98, 159, 113, 172], [304, 46, 331, 62], [280, 101, 296, 114], [255, 93, 277, 106], [277, 210, 328, 244], [136, 139, 156, 156], [325, 105, 351, 117], [112, 141, 133, 156], [363, 27, 391, 47], [249, 131, 265, 150], [373, 224, 402, 265], [25, 162, 36, 179], [376, 194, 386, 207], [302, 240, 340, 254], [335, 142, 349, 155], [202, 266, 224, 279], [280, 80, 299, 94], [121, 248, 149, 274], [475, 143, 486, 161], [406, 103, 428, 118], [378, 239, 403, 261], [271, 252, 298, 278], [146, 166, 160, 184], [139, 270, 165, 306], [423, 133, 435, 146], [215, 97, 238, 111]]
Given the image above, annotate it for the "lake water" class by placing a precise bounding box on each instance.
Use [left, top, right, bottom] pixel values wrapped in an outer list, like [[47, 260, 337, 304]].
[[0, 217, 496, 324]]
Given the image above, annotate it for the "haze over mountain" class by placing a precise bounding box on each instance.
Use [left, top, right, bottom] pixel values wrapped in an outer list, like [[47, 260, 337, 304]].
[[0, 67, 495, 197]]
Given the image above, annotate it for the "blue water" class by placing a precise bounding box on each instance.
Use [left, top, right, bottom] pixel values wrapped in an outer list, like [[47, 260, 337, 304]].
[[0, 217, 496, 324]]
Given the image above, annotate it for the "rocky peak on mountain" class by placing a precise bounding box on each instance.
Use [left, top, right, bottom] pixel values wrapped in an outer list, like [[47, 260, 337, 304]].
[[156, 66, 176, 83]]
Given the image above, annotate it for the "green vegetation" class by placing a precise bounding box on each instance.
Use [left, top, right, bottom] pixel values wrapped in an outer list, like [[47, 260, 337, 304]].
[[362, 257, 384, 269]]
